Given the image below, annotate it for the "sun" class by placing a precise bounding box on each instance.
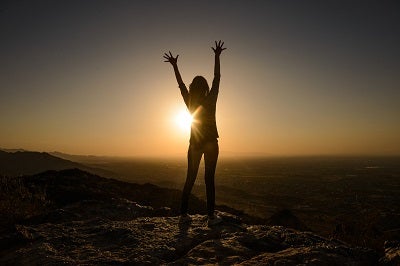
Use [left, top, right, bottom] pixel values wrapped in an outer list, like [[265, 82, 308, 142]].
[[174, 109, 193, 133]]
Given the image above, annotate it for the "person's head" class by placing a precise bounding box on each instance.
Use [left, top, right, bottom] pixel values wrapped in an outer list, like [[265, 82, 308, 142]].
[[189, 76, 209, 102]]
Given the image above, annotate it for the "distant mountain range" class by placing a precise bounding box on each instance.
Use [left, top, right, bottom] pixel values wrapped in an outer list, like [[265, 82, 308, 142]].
[[0, 150, 86, 176], [48, 151, 116, 164], [0, 149, 114, 176], [0, 148, 29, 153]]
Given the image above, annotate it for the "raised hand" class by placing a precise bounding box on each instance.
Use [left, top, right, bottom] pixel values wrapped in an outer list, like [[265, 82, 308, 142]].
[[163, 51, 179, 66], [212, 40, 226, 55]]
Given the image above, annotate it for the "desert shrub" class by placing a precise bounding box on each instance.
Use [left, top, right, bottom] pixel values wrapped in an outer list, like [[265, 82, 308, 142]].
[[0, 176, 48, 229]]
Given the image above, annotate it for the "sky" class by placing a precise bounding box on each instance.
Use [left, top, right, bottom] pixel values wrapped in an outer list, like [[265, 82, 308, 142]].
[[1, 0, 399, 157]]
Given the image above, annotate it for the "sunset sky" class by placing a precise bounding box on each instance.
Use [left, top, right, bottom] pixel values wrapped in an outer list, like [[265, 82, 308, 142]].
[[1, 1, 399, 157]]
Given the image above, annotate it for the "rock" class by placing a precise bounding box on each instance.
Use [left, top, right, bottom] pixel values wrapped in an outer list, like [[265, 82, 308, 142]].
[[0, 169, 382, 265], [1, 213, 379, 265]]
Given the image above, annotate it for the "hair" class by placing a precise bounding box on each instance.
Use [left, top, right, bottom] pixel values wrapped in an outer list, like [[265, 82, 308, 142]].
[[189, 76, 210, 110]]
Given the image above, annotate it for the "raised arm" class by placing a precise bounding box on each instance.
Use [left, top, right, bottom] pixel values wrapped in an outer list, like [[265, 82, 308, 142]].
[[210, 40, 226, 94], [163, 51, 184, 85], [163, 51, 189, 105]]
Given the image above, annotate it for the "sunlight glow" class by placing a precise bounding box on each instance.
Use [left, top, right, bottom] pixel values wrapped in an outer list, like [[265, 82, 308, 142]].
[[174, 109, 193, 133]]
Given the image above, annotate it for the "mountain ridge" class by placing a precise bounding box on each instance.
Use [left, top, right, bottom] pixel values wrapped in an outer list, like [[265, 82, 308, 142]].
[[0, 150, 114, 177], [0, 150, 84, 176]]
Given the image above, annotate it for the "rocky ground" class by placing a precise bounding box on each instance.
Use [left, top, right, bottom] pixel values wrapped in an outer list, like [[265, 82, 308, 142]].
[[0, 169, 398, 265]]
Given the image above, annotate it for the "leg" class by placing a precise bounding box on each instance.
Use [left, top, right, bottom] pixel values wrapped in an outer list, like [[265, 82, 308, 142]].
[[204, 140, 219, 217], [180, 144, 203, 214]]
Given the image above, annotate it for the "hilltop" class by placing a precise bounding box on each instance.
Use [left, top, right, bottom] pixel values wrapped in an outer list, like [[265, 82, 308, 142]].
[[1, 168, 396, 265]]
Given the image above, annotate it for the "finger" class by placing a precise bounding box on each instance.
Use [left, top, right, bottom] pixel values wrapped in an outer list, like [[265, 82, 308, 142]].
[[164, 60, 169, 62], [215, 41, 217, 48], [221, 41, 224, 47], [169, 51, 173, 57], [176, 55, 179, 59], [164, 53, 169, 57]]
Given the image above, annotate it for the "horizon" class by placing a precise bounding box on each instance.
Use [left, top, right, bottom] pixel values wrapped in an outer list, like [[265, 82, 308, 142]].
[[1, 147, 400, 160], [1, 1, 400, 156]]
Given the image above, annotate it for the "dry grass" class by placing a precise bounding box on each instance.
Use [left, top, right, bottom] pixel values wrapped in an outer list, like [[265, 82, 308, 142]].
[[0, 176, 48, 230]]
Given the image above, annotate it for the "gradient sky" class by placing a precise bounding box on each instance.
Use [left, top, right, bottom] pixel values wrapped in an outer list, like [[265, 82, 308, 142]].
[[1, 0, 399, 156]]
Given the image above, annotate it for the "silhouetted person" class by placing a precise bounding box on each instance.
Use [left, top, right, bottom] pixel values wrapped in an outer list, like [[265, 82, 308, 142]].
[[164, 41, 226, 226]]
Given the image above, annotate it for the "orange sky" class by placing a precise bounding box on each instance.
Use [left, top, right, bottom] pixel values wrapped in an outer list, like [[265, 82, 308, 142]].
[[1, 1, 399, 157]]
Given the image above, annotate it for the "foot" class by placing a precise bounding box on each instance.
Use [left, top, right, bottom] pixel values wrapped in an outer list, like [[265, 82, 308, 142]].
[[179, 214, 192, 224], [208, 215, 223, 227]]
